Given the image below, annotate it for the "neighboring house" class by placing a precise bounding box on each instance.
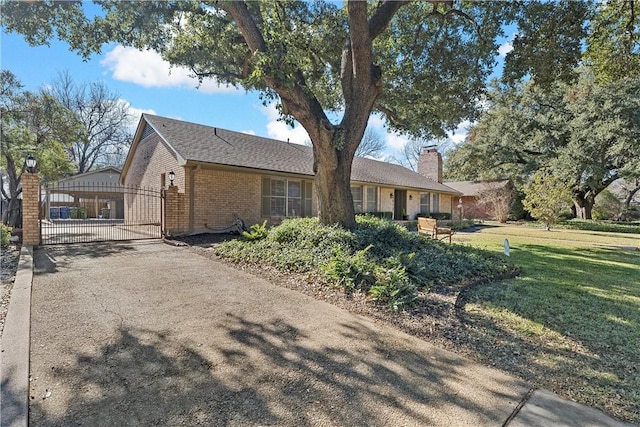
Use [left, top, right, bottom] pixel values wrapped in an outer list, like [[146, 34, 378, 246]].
[[444, 179, 513, 220], [120, 114, 461, 236], [42, 167, 124, 219]]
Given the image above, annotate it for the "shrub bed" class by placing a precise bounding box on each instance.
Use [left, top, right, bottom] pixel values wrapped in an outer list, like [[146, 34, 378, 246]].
[[215, 217, 517, 311]]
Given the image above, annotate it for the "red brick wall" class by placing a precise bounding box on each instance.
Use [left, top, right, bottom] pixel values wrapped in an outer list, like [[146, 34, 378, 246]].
[[124, 134, 183, 227], [22, 173, 40, 246]]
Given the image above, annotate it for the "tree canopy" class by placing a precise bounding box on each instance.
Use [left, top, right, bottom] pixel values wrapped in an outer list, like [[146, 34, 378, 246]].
[[1, 0, 605, 226], [0, 70, 79, 227], [444, 71, 640, 219]]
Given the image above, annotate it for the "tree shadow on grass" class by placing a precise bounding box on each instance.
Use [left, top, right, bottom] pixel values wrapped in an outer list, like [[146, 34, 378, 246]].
[[458, 243, 640, 423]]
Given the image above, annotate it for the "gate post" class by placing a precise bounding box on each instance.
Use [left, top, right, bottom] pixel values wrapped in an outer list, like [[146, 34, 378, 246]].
[[22, 172, 40, 246], [164, 185, 178, 237]]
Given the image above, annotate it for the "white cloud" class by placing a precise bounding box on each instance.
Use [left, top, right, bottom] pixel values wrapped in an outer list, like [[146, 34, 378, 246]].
[[266, 121, 310, 144], [241, 130, 256, 136], [116, 99, 156, 133], [101, 46, 238, 94], [498, 40, 514, 57], [446, 120, 471, 145], [260, 103, 310, 144], [385, 132, 411, 151]]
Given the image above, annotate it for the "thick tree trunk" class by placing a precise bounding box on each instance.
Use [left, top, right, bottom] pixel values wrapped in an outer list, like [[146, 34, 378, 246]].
[[573, 194, 595, 220], [312, 130, 359, 228], [4, 198, 22, 228]]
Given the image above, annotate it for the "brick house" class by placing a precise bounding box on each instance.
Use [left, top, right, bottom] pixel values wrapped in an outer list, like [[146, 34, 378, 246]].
[[120, 114, 461, 236], [444, 180, 513, 220]]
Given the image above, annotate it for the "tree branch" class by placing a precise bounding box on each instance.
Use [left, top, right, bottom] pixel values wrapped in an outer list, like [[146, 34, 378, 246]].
[[368, 1, 410, 40], [222, 1, 266, 53], [375, 104, 405, 127]]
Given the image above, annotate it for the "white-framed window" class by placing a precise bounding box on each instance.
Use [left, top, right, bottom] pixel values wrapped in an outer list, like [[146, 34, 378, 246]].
[[366, 187, 377, 212], [432, 193, 440, 213], [351, 186, 363, 213], [262, 177, 312, 217], [420, 192, 431, 213]]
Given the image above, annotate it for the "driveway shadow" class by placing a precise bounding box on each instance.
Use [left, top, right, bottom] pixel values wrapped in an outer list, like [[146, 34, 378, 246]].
[[32, 317, 526, 426], [30, 327, 275, 426]]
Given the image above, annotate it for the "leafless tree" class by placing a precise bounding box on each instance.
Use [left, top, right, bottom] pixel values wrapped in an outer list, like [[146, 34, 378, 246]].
[[50, 71, 133, 173], [477, 182, 513, 223], [355, 127, 386, 159]]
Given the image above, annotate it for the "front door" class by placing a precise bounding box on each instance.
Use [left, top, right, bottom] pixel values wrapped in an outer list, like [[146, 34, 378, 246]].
[[394, 189, 407, 220]]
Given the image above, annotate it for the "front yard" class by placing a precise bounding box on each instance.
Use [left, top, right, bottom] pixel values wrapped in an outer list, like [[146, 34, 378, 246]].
[[451, 223, 640, 424]]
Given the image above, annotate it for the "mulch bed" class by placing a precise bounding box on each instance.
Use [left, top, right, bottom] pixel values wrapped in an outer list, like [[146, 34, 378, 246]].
[[1, 242, 22, 336]]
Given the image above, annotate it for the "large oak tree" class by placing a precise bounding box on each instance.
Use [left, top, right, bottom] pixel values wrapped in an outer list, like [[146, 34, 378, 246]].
[[445, 72, 640, 219], [2, 0, 590, 227]]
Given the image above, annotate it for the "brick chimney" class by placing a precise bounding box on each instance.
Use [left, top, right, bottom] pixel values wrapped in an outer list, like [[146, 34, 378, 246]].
[[417, 146, 443, 183]]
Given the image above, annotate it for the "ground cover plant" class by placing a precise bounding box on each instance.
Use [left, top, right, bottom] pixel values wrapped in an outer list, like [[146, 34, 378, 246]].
[[453, 224, 640, 423], [214, 216, 517, 311]]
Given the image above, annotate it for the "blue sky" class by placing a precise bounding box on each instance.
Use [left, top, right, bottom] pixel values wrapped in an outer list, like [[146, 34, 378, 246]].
[[1, 17, 514, 162]]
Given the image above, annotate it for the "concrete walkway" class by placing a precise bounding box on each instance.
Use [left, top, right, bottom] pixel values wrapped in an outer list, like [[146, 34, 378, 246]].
[[3, 241, 635, 426]]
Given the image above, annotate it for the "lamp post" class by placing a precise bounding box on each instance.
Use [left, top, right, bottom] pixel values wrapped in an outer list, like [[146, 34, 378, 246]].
[[168, 171, 175, 187], [25, 154, 36, 173]]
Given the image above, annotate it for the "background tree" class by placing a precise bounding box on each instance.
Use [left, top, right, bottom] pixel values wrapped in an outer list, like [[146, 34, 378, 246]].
[[584, 0, 640, 84], [355, 127, 385, 159], [444, 72, 640, 219], [1, 70, 78, 227], [592, 190, 623, 221], [49, 71, 133, 173], [476, 182, 513, 223], [2, 1, 595, 227], [522, 169, 573, 231]]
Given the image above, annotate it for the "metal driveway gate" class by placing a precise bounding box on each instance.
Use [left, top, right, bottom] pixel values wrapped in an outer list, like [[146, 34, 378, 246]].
[[40, 182, 163, 245]]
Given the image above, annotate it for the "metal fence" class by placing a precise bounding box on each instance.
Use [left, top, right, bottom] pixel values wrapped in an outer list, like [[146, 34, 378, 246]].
[[40, 182, 163, 245]]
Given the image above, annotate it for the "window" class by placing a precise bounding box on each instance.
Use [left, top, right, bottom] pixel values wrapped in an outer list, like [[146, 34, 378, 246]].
[[287, 181, 302, 217], [351, 186, 363, 213], [262, 177, 312, 218], [304, 182, 313, 216], [366, 187, 377, 212], [420, 192, 430, 213], [432, 193, 440, 213]]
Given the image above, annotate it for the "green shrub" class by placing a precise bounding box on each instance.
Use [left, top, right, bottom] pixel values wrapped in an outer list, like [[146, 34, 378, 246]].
[[417, 212, 451, 220], [215, 216, 517, 312], [242, 220, 269, 241], [322, 245, 376, 291], [558, 219, 640, 234], [359, 211, 393, 220], [1, 224, 12, 247], [368, 261, 416, 312]]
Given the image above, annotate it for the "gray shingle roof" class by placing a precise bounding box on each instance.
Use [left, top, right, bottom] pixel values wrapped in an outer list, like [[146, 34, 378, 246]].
[[143, 114, 460, 194]]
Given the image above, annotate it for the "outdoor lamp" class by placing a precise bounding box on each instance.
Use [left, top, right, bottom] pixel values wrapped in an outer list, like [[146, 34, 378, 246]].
[[390, 193, 394, 199], [409, 195, 413, 201], [168, 170, 175, 186], [25, 154, 37, 173]]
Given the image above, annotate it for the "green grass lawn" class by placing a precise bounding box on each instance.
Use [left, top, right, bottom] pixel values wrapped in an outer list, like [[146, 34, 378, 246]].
[[452, 223, 640, 423]]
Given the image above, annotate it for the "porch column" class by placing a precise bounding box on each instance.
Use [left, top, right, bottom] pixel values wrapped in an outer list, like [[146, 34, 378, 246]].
[[22, 172, 40, 246]]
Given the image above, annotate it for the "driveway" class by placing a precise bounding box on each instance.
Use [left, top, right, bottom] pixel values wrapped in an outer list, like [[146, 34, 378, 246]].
[[30, 240, 529, 426]]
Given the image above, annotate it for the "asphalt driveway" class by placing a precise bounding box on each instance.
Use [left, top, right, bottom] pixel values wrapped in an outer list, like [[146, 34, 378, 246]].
[[29, 240, 529, 426]]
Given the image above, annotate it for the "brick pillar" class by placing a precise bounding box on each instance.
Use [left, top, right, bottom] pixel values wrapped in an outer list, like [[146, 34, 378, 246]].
[[22, 172, 40, 246], [164, 185, 189, 237]]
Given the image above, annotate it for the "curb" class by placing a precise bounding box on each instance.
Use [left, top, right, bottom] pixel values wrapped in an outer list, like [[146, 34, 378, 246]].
[[1, 246, 33, 427]]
